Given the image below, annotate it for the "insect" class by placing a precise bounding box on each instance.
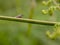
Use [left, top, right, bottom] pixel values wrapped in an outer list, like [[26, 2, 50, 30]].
[[16, 14, 23, 18]]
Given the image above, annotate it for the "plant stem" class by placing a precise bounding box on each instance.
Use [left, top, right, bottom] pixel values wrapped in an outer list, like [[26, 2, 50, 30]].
[[0, 16, 58, 25], [27, 0, 36, 36]]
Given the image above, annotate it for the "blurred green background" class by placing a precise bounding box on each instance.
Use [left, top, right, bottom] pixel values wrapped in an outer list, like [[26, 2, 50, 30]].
[[0, 0, 60, 45]]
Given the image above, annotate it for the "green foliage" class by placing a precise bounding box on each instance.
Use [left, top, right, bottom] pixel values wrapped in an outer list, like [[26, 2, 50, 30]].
[[42, 0, 60, 16], [0, 0, 60, 45], [46, 23, 60, 39], [42, 0, 60, 40]]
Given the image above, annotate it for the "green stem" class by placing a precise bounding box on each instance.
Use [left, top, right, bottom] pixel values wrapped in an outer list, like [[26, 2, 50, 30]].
[[27, 0, 36, 36], [0, 16, 57, 25]]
